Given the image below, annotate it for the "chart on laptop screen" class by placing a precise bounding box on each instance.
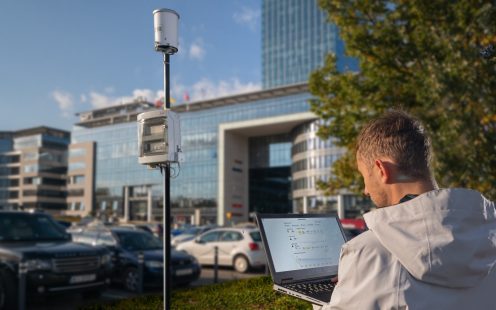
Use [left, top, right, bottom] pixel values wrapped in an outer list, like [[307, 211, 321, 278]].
[[262, 217, 345, 272]]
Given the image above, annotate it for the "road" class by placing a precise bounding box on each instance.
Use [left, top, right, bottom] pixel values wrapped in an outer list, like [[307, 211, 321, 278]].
[[29, 266, 267, 309]]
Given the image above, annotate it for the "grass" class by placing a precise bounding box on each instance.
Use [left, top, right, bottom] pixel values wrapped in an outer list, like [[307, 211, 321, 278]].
[[83, 276, 313, 310]]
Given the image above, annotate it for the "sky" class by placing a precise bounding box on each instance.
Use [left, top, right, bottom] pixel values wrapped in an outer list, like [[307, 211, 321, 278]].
[[0, 0, 261, 131]]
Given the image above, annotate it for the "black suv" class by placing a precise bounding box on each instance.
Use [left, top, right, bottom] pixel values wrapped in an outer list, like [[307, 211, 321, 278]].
[[0, 211, 113, 309]]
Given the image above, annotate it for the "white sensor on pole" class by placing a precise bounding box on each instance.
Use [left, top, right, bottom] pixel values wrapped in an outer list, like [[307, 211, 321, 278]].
[[153, 9, 180, 54], [137, 110, 182, 165]]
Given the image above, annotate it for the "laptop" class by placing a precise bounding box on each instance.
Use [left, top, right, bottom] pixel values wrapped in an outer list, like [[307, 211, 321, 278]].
[[256, 213, 347, 306]]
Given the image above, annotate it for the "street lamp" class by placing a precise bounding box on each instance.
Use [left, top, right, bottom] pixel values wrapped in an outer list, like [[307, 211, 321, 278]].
[[137, 8, 180, 310]]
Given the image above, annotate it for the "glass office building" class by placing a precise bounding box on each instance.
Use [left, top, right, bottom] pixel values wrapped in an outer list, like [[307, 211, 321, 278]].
[[262, 0, 358, 89], [71, 101, 164, 221], [71, 85, 323, 224]]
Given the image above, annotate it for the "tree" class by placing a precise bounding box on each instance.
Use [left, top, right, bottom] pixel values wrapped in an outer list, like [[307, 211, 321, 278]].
[[309, 0, 496, 199]]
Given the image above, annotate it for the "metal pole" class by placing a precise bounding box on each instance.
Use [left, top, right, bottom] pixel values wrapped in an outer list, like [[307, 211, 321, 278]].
[[214, 246, 218, 283], [138, 252, 144, 294], [18, 261, 27, 310], [163, 52, 172, 310]]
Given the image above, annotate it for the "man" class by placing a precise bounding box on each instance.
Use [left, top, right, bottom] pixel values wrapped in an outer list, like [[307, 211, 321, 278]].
[[321, 110, 496, 309]]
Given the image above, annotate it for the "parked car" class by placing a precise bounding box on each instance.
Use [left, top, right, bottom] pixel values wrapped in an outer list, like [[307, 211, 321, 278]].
[[118, 222, 163, 238], [55, 220, 72, 230], [343, 228, 365, 240], [137, 223, 163, 238], [176, 228, 265, 273], [0, 211, 113, 310], [234, 222, 257, 229], [119, 223, 163, 239], [171, 224, 193, 237], [171, 225, 217, 247], [72, 226, 200, 291]]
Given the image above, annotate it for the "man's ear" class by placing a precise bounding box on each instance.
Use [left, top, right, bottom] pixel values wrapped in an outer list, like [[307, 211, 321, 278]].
[[374, 159, 392, 184]]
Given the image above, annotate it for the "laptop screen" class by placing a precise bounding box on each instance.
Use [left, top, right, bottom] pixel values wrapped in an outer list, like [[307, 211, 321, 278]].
[[260, 216, 345, 273]]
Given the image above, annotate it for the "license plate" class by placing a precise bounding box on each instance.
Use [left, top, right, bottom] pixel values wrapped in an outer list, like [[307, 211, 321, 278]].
[[176, 268, 193, 276], [70, 274, 96, 284]]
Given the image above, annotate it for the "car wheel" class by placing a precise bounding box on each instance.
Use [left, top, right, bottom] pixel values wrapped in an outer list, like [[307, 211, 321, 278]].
[[123, 267, 139, 292], [233, 255, 250, 273], [0, 268, 17, 310]]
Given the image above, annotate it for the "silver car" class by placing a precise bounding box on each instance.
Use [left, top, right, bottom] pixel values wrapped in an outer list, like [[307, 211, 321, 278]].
[[176, 228, 265, 273], [171, 225, 216, 247]]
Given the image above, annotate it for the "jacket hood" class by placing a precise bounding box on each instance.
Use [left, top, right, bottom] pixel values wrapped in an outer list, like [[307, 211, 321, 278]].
[[364, 188, 496, 288]]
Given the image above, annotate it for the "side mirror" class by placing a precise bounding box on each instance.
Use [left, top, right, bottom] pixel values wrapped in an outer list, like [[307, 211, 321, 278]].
[[195, 237, 205, 244]]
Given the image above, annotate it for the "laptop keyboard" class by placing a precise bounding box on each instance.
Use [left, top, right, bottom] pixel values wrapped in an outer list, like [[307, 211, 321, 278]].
[[285, 279, 335, 301]]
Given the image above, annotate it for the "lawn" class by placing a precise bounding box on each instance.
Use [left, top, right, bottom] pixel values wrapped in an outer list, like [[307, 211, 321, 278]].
[[83, 276, 313, 310]]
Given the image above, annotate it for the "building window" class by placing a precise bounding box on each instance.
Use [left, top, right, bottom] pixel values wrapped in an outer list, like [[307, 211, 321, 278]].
[[70, 175, 85, 184], [42, 178, 66, 186], [14, 135, 41, 149], [23, 190, 66, 198], [23, 164, 38, 173], [24, 177, 42, 185], [9, 191, 18, 199], [69, 148, 86, 158], [269, 142, 291, 167], [69, 202, 85, 211], [0, 154, 20, 163], [68, 189, 84, 197], [69, 162, 86, 171]]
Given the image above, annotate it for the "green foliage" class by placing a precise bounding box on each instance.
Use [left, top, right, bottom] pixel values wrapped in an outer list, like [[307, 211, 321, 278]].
[[310, 0, 496, 199], [82, 276, 312, 310]]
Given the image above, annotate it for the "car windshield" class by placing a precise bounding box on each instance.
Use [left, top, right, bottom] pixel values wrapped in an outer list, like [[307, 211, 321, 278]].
[[0, 213, 68, 241], [115, 231, 163, 251]]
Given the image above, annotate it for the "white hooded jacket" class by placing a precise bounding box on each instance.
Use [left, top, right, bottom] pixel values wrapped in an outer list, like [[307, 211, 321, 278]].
[[323, 188, 496, 310]]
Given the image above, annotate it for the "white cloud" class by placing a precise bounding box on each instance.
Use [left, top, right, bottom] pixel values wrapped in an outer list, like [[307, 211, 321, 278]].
[[88, 88, 164, 109], [189, 41, 205, 60], [233, 7, 260, 31], [88, 92, 113, 109], [180, 78, 261, 101], [54, 79, 260, 116], [52, 90, 75, 118]]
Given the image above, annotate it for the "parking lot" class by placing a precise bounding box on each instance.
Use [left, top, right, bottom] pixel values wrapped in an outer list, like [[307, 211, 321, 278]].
[[0, 212, 269, 310]]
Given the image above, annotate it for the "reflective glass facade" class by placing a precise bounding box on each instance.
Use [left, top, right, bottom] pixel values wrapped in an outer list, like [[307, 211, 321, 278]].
[[249, 134, 293, 214], [0, 133, 13, 153], [72, 123, 162, 217], [178, 91, 310, 208], [262, 0, 358, 89], [72, 92, 312, 216]]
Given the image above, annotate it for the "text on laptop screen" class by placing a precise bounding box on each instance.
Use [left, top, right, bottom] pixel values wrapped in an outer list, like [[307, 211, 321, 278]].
[[261, 217, 345, 273]]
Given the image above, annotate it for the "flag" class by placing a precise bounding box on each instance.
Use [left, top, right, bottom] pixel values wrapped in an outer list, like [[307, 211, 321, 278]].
[[183, 91, 190, 102], [155, 97, 176, 108], [155, 99, 164, 108]]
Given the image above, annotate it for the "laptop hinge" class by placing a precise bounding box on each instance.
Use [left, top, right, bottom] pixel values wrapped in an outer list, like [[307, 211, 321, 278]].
[[281, 278, 293, 285]]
